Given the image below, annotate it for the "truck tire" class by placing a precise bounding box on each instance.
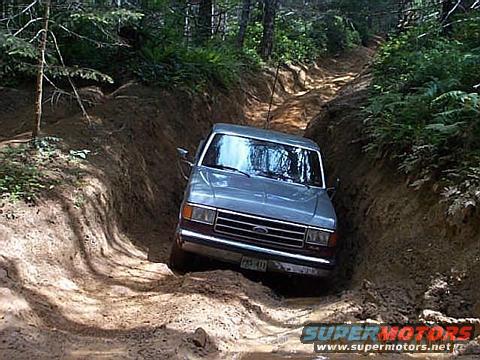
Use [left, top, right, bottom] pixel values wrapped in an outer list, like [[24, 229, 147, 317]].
[[169, 240, 194, 272]]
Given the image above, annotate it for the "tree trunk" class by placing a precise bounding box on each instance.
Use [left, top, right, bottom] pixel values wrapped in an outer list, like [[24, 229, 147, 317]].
[[260, 0, 278, 60], [236, 0, 252, 49], [254, 0, 264, 22], [197, 0, 212, 44], [32, 0, 51, 139], [168, 0, 187, 43], [185, 2, 192, 45]]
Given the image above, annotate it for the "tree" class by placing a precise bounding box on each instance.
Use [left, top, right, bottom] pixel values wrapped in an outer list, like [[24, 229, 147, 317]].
[[236, 0, 252, 49], [197, 0, 213, 44], [260, 0, 278, 60], [0, 0, 417, 95], [32, 0, 51, 139]]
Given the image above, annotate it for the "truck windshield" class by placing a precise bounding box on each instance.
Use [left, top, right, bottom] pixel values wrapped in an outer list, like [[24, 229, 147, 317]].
[[201, 134, 324, 187]]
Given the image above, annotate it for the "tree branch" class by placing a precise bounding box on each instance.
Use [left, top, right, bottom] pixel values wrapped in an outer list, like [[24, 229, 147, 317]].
[[56, 23, 129, 47], [13, 17, 43, 36], [49, 30, 93, 125], [0, 0, 38, 22]]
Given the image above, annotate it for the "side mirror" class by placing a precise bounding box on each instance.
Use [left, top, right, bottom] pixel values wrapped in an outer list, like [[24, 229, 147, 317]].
[[177, 147, 193, 181], [177, 147, 189, 160], [327, 177, 340, 200]]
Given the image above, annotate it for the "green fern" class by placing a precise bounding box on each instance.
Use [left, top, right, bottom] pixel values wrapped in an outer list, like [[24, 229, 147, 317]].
[[365, 11, 480, 216]]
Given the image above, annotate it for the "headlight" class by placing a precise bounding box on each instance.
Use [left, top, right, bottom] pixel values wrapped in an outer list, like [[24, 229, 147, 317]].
[[182, 203, 216, 225], [306, 228, 334, 247]]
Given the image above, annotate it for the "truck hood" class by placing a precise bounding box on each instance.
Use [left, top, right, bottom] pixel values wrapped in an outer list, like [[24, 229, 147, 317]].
[[186, 167, 336, 229]]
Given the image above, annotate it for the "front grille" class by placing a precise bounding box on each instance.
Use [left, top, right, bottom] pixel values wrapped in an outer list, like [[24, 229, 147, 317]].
[[214, 210, 306, 248]]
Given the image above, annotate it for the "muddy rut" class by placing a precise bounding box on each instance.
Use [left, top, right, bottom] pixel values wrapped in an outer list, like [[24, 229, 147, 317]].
[[4, 46, 475, 360]]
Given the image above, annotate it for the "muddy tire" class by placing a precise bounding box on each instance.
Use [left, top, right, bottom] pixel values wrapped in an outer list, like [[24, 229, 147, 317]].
[[169, 240, 194, 272]]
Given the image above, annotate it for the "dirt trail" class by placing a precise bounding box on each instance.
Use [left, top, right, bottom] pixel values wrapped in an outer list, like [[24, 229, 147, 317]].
[[1, 48, 384, 359], [245, 48, 373, 135]]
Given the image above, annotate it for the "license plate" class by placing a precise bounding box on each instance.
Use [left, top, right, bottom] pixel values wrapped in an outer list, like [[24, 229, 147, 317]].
[[240, 257, 268, 272]]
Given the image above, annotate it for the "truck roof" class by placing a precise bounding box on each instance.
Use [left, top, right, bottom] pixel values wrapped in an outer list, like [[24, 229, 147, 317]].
[[212, 123, 320, 151]]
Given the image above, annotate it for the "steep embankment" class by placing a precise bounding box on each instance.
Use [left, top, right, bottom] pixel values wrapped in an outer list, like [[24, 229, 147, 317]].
[[0, 84, 265, 359], [0, 49, 373, 359], [305, 72, 480, 324]]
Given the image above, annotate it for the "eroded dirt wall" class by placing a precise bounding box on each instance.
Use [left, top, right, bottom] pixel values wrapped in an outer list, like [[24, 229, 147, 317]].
[[305, 74, 480, 322]]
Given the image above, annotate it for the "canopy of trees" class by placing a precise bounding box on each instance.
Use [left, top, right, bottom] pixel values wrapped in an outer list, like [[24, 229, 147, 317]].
[[1, 1, 478, 160], [0, 0, 427, 90]]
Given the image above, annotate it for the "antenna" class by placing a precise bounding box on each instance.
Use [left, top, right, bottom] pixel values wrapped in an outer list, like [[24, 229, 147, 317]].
[[265, 60, 281, 130]]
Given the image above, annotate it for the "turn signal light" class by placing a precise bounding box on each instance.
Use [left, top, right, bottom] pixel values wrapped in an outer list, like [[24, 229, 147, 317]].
[[182, 203, 193, 220]]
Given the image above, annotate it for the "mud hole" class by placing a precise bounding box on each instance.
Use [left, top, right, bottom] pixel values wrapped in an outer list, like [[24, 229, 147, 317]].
[[1, 46, 479, 359]]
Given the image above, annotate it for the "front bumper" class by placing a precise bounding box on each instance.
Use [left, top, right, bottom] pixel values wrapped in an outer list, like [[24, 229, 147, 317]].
[[177, 229, 335, 277]]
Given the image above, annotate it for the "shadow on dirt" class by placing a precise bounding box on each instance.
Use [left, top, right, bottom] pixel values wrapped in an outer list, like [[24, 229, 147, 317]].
[[0, 49, 381, 357], [2, 259, 125, 335], [184, 256, 335, 298]]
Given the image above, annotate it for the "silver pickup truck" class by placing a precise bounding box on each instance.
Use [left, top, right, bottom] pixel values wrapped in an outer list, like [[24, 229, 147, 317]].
[[170, 123, 338, 277]]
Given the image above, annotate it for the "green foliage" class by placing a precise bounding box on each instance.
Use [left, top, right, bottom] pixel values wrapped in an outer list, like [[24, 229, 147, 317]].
[[57, 8, 144, 72], [366, 12, 480, 213], [240, 8, 360, 62], [0, 4, 139, 86], [69, 9, 144, 26], [0, 138, 60, 202], [0, 31, 114, 85], [452, 12, 480, 49], [313, 12, 361, 54], [242, 21, 264, 58], [273, 12, 320, 61], [0, 0, 398, 90], [336, 0, 398, 43], [0, 32, 39, 84], [133, 41, 244, 90], [0, 137, 93, 203]]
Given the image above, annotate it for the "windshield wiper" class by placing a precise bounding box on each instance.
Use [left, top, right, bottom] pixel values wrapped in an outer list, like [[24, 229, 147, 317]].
[[258, 170, 311, 188], [210, 164, 251, 177], [259, 170, 295, 182]]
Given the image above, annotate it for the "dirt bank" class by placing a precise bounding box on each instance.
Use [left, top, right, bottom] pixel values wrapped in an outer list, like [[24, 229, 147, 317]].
[[1, 48, 376, 359], [305, 72, 480, 327]]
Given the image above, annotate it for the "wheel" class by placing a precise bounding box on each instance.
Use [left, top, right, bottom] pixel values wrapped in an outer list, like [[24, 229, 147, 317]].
[[169, 239, 194, 272]]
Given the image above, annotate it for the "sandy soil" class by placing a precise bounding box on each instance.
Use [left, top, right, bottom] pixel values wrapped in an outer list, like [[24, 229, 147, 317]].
[[2, 47, 477, 359]]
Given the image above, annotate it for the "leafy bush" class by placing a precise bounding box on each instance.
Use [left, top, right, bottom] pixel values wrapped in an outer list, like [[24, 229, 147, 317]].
[[0, 31, 113, 86], [311, 12, 361, 54], [0, 31, 40, 85], [0, 139, 60, 202], [240, 9, 359, 62], [336, 0, 399, 44], [365, 13, 480, 214], [57, 8, 143, 73], [0, 138, 93, 203], [133, 42, 244, 90], [0, 6, 141, 86], [274, 13, 321, 62], [0, 159, 45, 202]]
